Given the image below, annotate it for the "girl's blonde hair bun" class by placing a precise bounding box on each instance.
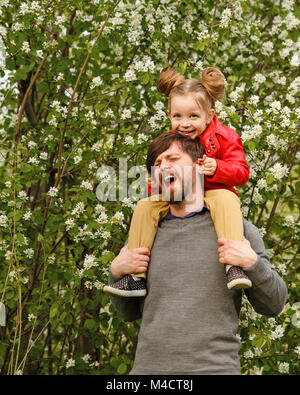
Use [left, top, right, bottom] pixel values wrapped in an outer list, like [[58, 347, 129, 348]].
[[157, 67, 186, 97], [200, 67, 226, 102]]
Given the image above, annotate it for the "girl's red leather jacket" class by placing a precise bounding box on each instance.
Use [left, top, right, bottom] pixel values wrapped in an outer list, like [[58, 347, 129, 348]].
[[148, 116, 249, 196], [197, 115, 249, 196]]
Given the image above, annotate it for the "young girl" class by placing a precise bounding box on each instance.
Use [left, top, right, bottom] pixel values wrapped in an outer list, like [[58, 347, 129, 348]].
[[104, 66, 252, 297]]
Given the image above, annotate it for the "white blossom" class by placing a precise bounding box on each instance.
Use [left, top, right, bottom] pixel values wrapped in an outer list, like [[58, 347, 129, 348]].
[[18, 191, 29, 201], [80, 180, 93, 190], [294, 346, 300, 356], [243, 350, 254, 359], [47, 187, 59, 197], [256, 179, 267, 190], [270, 325, 285, 340], [28, 157, 40, 165], [94, 204, 106, 215], [28, 314, 37, 322], [220, 8, 232, 28], [92, 141, 102, 152], [96, 212, 108, 224], [194, 60, 204, 72], [112, 211, 124, 224], [28, 141, 37, 149], [81, 354, 91, 364], [90, 76, 103, 89], [124, 136, 134, 146], [269, 100, 281, 113], [39, 152, 48, 160], [253, 73, 266, 84], [269, 163, 289, 180], [36, 49, 43, 58], [120, 109, 132, 120], [282, 0, 295, 11], [71, 202, 85, 217], [137, 133, 148, 144], [65, 218, 75, 231], [24, 248, 34, 259], [283, 215, 295, 227], [47, 254, 56, 264], [248, 95, 260, 105], [251, 124, 263, 138], [0, 214, 8, 227], [80, 254, 98, 275], [290, 53, 299, 67], [74, 155, 82, 164], [250, 366, 264, 375], [259, 227, 266, 237], [23, 211, 32, 220], [278, 362, 289, 374], [54, 73, 64, 82], [124, 69, 136, 82], [66, 358, 75, 369], [261, 41, 274, 55]]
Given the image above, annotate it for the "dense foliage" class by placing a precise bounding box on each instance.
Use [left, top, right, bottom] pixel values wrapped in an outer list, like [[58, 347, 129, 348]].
[[0, 0, 299, 375]]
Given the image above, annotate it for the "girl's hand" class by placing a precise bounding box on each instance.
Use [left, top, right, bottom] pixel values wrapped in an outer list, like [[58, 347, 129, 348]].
[[198, 155, 217, 176]]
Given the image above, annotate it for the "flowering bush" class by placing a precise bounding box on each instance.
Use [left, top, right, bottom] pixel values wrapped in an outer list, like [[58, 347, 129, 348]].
[[0, 0, 299, 375]]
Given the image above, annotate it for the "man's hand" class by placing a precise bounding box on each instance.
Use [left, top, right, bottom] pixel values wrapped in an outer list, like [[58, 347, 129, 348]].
[[217, 237, 258, 269], [110, 245, 150, 277], [198, 155, 217, 176]]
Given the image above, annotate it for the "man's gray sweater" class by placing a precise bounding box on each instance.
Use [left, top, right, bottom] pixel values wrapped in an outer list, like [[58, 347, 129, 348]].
[[109, 211, 287, 375]]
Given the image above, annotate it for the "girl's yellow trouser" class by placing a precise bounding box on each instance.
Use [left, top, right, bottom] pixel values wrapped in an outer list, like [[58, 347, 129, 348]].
[[128, 189, 243, 278]]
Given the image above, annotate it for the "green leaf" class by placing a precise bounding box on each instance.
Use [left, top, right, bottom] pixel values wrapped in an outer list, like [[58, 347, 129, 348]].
[[266, 174, 274, 184], [64, 313, 73, 325], [178, 62, 187, 74], [50, 305, 58, 319], [117, 363, 127, 375], [84, 319, 97, 331], [142, 73, 150, 84], [247, 141, 256, 151], [37, 233, 44, 242], [15, 67, 27, 81]]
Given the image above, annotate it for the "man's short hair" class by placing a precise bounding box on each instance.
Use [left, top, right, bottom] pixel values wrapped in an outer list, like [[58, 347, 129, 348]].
[[146, 132, 204, 173]]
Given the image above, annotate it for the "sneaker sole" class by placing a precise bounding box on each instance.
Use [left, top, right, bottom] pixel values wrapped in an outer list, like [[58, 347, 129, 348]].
[[103, 285, 147, 297], [227, 278, 252, 290]]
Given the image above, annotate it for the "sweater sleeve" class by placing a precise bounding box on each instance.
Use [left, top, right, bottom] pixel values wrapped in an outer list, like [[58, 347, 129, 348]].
[[209, 132, 249, 187], [108, 271, 144, 321], [242, 220, 288, 317]]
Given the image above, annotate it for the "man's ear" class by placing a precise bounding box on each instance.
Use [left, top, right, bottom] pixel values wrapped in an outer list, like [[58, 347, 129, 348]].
[[147, 173, 152, 184], [147, 172, 157, 187]]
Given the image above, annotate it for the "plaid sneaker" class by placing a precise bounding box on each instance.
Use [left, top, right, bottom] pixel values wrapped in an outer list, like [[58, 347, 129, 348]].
[[103, 275, 147, 297], [226, 266, 252, 290]]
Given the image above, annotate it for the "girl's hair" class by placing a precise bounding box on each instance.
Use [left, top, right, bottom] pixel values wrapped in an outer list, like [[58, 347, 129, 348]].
[[157, 66, 226, 113]]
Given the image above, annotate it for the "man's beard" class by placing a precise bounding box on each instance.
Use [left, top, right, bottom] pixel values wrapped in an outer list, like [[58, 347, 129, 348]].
[[158, 167, 195, 204]]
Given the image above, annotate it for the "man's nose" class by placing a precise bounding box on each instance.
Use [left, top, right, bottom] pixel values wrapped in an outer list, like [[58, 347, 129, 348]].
[[160, 159, 172, 172], [160, 159, 170, 169]]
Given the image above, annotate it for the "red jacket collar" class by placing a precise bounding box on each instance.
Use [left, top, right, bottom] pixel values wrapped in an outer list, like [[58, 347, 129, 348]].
[[201, 115, 228, 140], [198, 116, 228, 155]]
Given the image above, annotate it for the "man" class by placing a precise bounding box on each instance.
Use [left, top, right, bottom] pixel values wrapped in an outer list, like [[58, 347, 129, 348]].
[[108, 132, 287, 375]]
